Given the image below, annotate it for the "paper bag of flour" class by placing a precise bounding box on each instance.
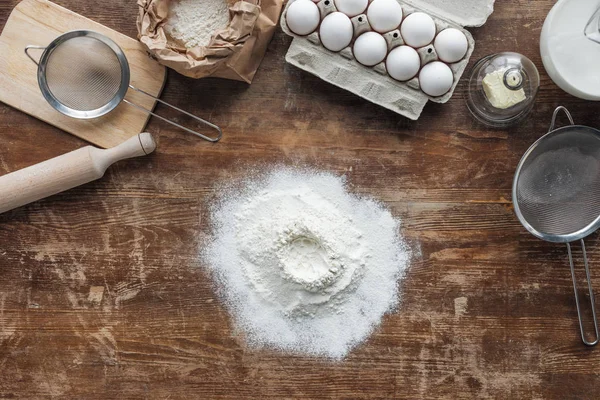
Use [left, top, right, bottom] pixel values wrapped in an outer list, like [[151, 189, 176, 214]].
[[137, 0, 283, 83]]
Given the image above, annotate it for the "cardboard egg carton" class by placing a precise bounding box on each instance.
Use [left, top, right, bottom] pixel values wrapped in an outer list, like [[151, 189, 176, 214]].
[[281, 0, 496, 120]]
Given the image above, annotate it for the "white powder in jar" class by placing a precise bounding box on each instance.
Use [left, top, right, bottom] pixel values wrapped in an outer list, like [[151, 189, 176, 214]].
[[164, 0, 231, 48], [202, 168, 411, 359]]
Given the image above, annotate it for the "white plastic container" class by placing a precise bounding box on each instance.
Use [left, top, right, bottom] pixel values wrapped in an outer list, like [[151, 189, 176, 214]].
[[540, 0, 600, 101], [281, 0, 496, 120]]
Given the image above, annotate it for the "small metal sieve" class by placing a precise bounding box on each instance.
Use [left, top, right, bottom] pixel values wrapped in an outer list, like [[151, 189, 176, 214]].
[[513, 106, 600, 346], [25, 30, 222, 142]]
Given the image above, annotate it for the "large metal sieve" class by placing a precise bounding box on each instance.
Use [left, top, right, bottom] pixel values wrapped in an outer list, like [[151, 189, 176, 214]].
[[513, 106, 600, 346], [24, 30, 222, 142]]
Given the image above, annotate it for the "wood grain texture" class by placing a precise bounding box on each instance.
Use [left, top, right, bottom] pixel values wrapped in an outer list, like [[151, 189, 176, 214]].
[[0, 0, 166, 149], [1, 0, 600, 399]]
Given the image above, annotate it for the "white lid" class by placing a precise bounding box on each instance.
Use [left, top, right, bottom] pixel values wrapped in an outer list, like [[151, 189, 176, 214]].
[[402, 0, 495, 27], [541, 0, 600, 100]]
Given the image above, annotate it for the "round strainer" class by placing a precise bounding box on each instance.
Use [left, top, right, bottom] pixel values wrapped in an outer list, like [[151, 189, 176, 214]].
[[514, 106, 600, 346], [25, 30, 221, 142]]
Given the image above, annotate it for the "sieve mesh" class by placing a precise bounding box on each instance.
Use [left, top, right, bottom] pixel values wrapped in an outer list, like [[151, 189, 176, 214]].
[[515, 128, 600, 237], [29, 30, 222, 141], [44, 36, 123, 111]]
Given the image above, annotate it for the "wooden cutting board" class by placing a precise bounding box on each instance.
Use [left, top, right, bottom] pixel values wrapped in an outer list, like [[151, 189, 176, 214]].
[[0, 0, 166, 148]]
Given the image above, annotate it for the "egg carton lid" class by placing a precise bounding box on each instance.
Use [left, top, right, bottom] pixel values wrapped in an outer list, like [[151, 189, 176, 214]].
[[405, 0, 495, 27]]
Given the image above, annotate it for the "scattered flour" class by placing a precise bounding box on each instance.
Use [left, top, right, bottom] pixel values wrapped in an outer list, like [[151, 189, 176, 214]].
[[203, 168, 410, 359], [165, 0, 231, 48]]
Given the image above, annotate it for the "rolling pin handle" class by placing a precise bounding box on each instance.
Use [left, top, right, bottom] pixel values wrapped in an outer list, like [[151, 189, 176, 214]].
[[0, 133, 156, 215]]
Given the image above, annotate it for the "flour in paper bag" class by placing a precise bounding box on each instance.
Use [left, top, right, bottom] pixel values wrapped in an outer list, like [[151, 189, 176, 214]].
[[165, 0, 230, 48]]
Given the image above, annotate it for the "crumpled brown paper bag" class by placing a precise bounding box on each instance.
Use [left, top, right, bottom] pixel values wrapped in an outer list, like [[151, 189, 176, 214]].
[[137, 0, 283, 83]]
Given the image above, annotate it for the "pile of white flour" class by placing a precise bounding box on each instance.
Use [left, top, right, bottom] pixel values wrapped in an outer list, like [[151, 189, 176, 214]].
[[203, 168, 410, 359], [165, 0, 230, 48]]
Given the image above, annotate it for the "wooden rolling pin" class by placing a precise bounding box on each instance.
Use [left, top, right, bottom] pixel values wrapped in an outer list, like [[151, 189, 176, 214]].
[[0, 133, 156, 214]]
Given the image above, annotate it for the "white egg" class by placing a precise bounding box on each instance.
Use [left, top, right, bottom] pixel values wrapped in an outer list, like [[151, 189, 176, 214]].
[[353, 32, 387, 66], [386, 46, 421, 81], [401, 12, 436, 48], [367, 0, 403, 33], [434, 28, 468, 63], [286, 0, 320, 36], [419, 61, 454, 97], [334, 0, 368, 17], [320, 12, 354, 52]]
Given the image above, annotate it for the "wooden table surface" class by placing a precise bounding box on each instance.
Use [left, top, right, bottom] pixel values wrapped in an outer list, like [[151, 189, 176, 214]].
[[1, 0, 600, 399]]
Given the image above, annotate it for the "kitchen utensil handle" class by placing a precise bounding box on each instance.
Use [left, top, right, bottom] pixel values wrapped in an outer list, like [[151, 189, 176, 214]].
[[0, 133, 156, 215], [548, 106, 574, 132], [24, 45, 46, 66], [585, 5, 600, 44], [125, 85, 223, 143], [567, 240, 599, 346]]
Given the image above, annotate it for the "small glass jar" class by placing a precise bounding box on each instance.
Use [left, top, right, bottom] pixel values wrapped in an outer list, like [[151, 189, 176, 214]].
[[466, 52, 540, 128]]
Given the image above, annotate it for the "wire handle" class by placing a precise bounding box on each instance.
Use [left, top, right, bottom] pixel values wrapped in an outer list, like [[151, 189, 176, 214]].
[[548, 106, 575, 133], [567, 240, 599, 346], [585, 5, 600, 44], [24, 45, 46, 66], [125, 85, 222, 143]]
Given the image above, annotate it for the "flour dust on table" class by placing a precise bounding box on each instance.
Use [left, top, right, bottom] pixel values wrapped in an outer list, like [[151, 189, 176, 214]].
[[202, 168, 411, 359]]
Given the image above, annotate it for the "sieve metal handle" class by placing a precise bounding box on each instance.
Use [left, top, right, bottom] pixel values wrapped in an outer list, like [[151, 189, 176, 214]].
[[124, 85, 223, 143], [567, 240, 599, 346], [24, 45, 46, 66], [548, 106, 575, 133]]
